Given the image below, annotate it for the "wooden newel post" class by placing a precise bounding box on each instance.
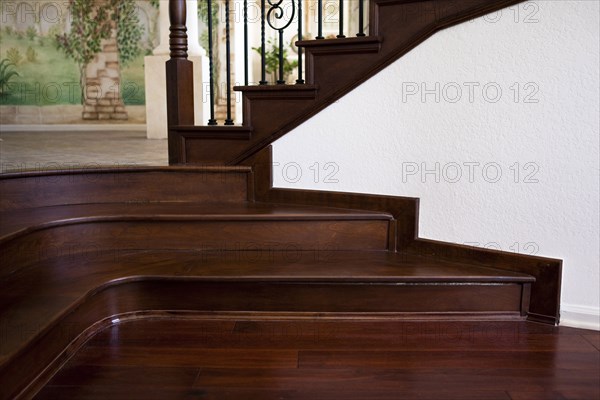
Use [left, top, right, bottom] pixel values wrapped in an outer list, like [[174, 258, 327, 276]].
[[166, 0, 195, 164]]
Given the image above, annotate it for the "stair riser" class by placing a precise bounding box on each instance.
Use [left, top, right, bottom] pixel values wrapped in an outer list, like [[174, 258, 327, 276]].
[[0, 278, 528, 399], [0, 220, 390, 275], [0, 169, 251, 211], [123, 280, 527, 314]]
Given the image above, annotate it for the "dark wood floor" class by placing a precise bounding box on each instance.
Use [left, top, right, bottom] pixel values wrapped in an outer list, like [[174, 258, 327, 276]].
[[34, 319, 599, 400]]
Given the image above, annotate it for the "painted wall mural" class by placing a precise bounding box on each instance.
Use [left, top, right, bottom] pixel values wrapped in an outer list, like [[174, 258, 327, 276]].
[[0, 0, 358, 124], [0, 0, 159, 123]]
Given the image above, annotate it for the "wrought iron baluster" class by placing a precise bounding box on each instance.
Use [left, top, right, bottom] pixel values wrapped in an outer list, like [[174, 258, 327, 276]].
[[224, 0, 234, 125], [296, 0, 304, 84], [244, 0, 249, 85], [357, 0, 365, 37], [277, 30, 285, 84], [316, 0, 323, 39], [337, 0, 345, 38], [260, 0, 268, 84], [206, 0, 217, 125], [267, 0, 296, 85]]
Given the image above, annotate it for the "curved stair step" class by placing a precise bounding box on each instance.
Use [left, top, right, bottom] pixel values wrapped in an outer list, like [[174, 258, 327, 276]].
[[0, 166, 253, 211], [0, 202, 395, 276], [0, 249, 534, 398]]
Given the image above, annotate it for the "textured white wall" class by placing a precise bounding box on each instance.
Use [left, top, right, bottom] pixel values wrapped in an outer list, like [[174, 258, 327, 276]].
[[273, 1, 600, 329]]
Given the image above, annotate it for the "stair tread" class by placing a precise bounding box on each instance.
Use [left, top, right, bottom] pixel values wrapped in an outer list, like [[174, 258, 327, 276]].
[[233, 84, 318, 92], [296, 36, 383, 48], [0, 249, 534, 363], [171, 125, 252, 140], [0, 165, 251, 179], [0, 202, 393, 242]]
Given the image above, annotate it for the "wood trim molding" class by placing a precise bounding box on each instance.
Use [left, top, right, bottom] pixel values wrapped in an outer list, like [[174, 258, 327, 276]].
[[244, 146, 562, 325]]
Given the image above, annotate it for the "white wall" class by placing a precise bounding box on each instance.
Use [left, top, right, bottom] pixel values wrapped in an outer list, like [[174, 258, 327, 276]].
[[273, 1, 600, 330]]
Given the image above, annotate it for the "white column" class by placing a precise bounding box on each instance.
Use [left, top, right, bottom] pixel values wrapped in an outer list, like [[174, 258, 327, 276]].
[[152, 0, 170, 55], [186, 0, 206, 56]]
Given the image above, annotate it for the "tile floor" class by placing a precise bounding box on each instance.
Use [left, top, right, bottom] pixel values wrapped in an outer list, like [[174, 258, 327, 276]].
[[0, 130, 168, 173]]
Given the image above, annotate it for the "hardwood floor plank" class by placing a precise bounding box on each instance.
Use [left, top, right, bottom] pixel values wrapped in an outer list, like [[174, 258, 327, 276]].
[[297, 350, 600, 370], [86, 320, 237, 346], [508, 389, 600, 400], [582, 333, 600, 351], [231, 320, 597, 352], [71, 346, 299, 369], [191, 367, 600, 392], [34, 319, 599, 400], [35, 385, 207, 400], [36, 387, 512, 400], [42, 365, 200, 388]]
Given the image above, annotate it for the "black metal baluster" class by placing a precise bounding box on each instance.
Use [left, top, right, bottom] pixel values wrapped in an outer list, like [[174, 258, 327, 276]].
[[296, 0, 304, 84], [337, 0, 345, 38], [244, 0, 249, 85], [260, 0, 268, 84], [277, 30, 285, 84], [224, 0, 234, 125], [357, 0, 365, 37], [316, 0, 323, 39], [267, 0, 296, 85], [207, 0, 217, 125]]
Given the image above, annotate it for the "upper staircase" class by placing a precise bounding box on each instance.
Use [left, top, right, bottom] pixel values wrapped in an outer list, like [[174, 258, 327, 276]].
[[0, 1, 562, 398], [168, 0, 525, 164]]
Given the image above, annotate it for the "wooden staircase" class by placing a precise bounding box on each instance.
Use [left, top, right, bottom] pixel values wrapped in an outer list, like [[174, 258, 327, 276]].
[[0, 0, 563, 398], [0, 162, 559, 399]]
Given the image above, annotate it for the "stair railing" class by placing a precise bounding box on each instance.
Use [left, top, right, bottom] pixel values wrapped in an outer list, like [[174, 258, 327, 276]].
[[167, 0, 368, 127]]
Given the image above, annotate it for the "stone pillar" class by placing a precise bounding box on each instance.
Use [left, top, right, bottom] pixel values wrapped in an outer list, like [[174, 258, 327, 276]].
[[145, 0, 209, 139], [83, 35, 127, 120]]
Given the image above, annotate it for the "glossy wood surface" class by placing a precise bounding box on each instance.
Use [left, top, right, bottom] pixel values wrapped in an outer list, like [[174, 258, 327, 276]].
[[0, 159, 559, 398], [0, 166, 252, 210], [35, 318, 600, 400], [0, 0, 571, 396], [0, 246, 533, 399], [1, 249, 534, 360], [0, 202, 393, 277]]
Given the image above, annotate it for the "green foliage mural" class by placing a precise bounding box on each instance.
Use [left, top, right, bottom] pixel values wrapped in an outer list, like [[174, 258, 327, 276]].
[[116, 0, 144, 67], [55, 0, 143, 107], [55, 0, 115, 81], [0, 0, 154, 108], [6, 48, 22, 66], [26, 47, 38, 63], [0, 59, 19, 96]]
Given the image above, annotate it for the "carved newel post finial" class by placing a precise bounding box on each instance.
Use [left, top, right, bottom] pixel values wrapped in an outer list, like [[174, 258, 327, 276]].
[[169, 0, 188, 59]]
